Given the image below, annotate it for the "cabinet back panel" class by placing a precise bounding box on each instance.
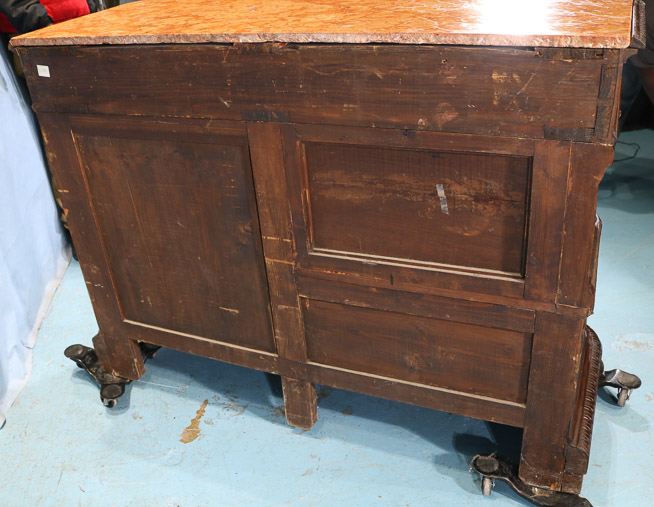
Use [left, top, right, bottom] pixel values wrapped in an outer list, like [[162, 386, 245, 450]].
[[74, 131, 275, 352], [19, 44, 603, 140], [303, 299, 532, 403], [304, 142, 530, 274]]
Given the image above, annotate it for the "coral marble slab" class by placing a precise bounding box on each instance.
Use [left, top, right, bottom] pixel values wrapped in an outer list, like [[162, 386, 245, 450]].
[[12, 0, 636, 48]]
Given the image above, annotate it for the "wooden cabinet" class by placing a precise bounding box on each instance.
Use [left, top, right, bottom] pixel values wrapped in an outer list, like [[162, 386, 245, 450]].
[[12, 0, 642, 497]]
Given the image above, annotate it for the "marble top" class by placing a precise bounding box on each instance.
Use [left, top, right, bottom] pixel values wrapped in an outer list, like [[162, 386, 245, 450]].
[[11, 0, 637, 48]]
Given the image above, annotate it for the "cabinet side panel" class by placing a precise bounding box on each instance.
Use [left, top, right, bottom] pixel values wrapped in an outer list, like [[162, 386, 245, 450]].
[[557, 143, 614, 309], [36, 113, 145, 378]]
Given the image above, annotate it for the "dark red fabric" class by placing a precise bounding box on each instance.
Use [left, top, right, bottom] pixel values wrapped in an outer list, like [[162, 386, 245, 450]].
[[40, 0, 89, 24], [1, 0, 90, 33], [0, 15, 18, 33]]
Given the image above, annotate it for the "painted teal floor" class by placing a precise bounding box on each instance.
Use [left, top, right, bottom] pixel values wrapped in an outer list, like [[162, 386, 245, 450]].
[[1, 131, 653, 506]]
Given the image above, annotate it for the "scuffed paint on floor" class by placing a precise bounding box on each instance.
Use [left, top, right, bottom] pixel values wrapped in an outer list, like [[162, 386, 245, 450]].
[[180, 399, 209, 444]]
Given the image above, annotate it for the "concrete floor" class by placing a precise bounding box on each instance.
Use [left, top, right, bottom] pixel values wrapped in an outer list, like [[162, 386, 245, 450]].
[[1, 130, 653, 506]]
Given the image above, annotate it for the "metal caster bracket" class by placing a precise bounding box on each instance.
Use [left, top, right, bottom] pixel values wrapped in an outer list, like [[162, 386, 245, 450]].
[[600, 367, 642, 407], [470, 454, 592, 506], [64, 341, 160, 407]]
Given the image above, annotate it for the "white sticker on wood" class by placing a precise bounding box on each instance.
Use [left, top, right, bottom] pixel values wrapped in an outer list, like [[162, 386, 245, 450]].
[[36, 65, 50, 78]]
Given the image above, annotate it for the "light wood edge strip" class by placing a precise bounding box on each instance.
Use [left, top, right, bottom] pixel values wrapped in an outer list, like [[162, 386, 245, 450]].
[[310, 248, 523, 281], [123, 319, 279, 372]]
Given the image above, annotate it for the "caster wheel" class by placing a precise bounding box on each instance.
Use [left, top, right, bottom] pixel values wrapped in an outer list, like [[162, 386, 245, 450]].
[[600, 368, 641, 407], [140, 343, 161, 361], [100, 384, 124, 408], [482, 476, 493, 496], [64, 342, 153, 408], [617, 388, 629, 407], [471, 454, 591, 505], [102, 398, 117, 408], [64, 344, 86, 360]]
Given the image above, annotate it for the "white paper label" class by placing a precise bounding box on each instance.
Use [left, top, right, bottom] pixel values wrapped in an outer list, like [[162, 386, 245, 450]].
[[436, 184, 449, 214], [36, 65, 50, 78]]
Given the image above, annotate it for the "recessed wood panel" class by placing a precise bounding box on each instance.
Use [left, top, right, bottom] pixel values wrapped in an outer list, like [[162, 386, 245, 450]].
[[304, 142, 530, 274], [303, 299, 532, 403], [74, 126, 275, 352]]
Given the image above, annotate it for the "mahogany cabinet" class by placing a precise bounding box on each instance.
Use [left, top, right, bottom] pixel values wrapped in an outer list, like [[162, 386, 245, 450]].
[[12, 0, 644, 499]]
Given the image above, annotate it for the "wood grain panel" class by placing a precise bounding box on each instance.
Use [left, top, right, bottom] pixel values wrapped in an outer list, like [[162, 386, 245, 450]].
[[593, 53, 623, 144], [303, 299, 533, 404], [247, 122, 307, 361], [280, 359, 526, 427], [281, 377, 318, 429], [18, 44, 603, 140], [282, 124, 527, 299], [519, 312, 586, 492], [72, 119, 274, 352], [524, 140, 571, 302], [297, 276, 535, 333], [304, 142, 530, 274], [123, 320, 279, 374], [557, 143, 614, 309], [294, 123, 536, 157], [247, 122, 318, 428], [37, 113, 146, 379]]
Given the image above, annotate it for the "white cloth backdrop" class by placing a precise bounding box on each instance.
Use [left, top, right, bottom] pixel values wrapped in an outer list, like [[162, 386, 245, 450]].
[[0, 47, 70, 427]]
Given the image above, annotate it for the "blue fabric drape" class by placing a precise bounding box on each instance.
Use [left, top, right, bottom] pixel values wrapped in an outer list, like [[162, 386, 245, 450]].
[[0, 46, 69, 427]]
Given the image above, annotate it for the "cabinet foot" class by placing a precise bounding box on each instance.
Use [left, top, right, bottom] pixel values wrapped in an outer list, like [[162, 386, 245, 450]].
[[470, 454, 592, 506], [64, 338, 160, 407], [281, 377, 317, 430]]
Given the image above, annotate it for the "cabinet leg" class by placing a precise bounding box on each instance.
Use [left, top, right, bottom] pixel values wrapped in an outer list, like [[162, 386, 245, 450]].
[[281, 377, 317, 430], [519, 313, 587, 492], [65, 334, 159, 407], [93, 332, 146, 380]]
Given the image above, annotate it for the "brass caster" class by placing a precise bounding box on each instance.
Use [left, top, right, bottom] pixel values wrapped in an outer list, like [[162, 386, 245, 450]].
[[470, 454, 592, 506], [600, 368, 642, 407], [65, 340, 160, 407]]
